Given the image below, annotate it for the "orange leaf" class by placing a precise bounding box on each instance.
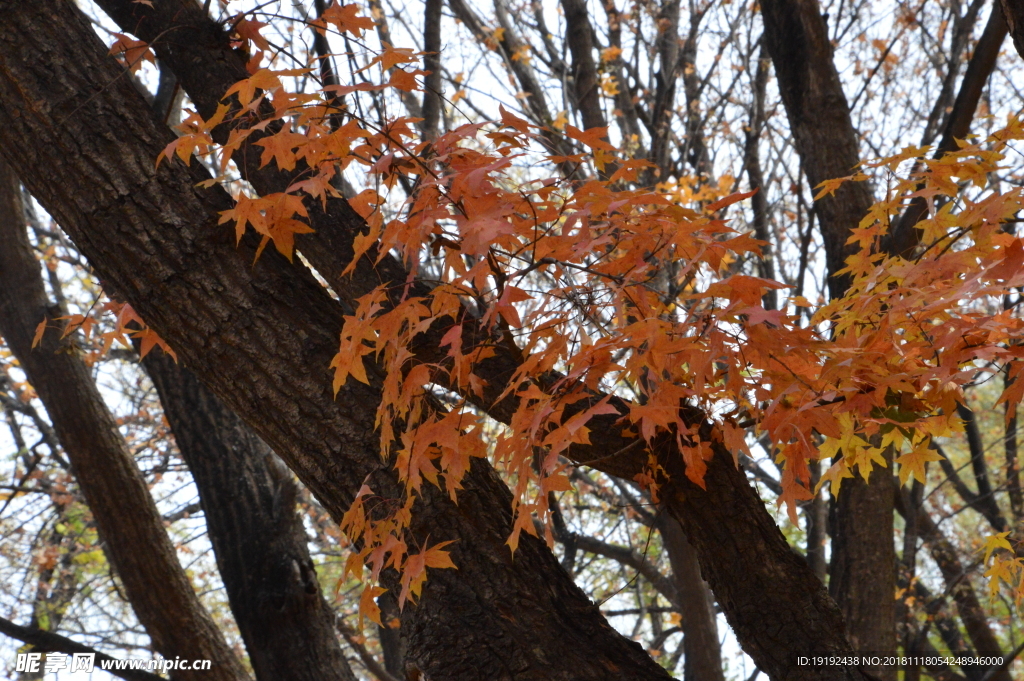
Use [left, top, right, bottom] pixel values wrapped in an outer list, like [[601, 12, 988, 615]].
[[31, 319, 47, 349], [565, 124, 616, 152], [108, 33, 154, 74], [314, 2, 376, 37], [705, 188, 758, 213]]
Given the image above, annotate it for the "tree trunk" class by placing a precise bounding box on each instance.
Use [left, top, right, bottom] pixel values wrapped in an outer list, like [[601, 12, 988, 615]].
[[0, 161, 247, 681], [1000, 0, 1024, 60], [560, 0, 607, 132], [828, 460, 895, 672], [657, 517, 724, 681], [140, 348, 357, 681], [0, 3, 669, 680], [759, 2, 895, 673], [421, 0, 444, 141]]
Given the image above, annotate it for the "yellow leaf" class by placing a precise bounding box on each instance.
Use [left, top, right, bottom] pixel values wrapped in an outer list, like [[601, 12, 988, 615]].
[[895, 441, 943, 486], [984, 531, 1013, 563], [600, 46, 622, 63]]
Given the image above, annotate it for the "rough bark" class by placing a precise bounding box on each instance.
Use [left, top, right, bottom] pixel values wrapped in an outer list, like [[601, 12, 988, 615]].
[[656, 424, 863, 681], [0, 3, 669, 680], [0, 161, 246, 681], [1000, 0, 1024, 59], [140, 348, 357, 681], [760, 2, 895, 672], [88, 2, 869, 678], [827, 458, 895, 671]]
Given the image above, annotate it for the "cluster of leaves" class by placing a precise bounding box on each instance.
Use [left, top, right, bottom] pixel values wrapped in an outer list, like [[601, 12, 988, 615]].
[[147, 3, 1024, 624], [33, 301, 176, 365]]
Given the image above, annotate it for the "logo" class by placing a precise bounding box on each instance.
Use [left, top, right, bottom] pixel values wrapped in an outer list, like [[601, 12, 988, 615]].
[[15, 652, 95, 673]]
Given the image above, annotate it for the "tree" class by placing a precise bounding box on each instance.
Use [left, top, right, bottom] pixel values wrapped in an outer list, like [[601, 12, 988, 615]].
[[0, 0, 1023, 680]]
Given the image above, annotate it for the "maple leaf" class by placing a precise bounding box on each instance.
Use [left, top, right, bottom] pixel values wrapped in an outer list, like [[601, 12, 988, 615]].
[[224, 69, 282, 109], [388, 68, 421, 92], [984, 555, 1022, 598], [565, 125, 616, 152], [132, 327, 178, 361], [493, 285, 532, 328], [313, 2, 376, 37], [499, 105, 531, 135], [233, 17, 271, 52], [254, 130, 308, 171], [984, 531, 1013, 563], [705, 188, 758, 213], [398, 540, 456, 607], [31, 319, 48, 348], [219, 195, 267, 243], [600, 46, 623, 63], [817, 459, 855, 496], [108, 33, 154, 74], [895, 440, 943, 486], [358, 584, 387, 627], [362, 44, 419, 73]]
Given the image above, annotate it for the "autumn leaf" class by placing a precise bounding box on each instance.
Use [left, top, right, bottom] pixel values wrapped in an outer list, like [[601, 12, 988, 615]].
[[358, 584, 387, 627], [108, 33, 154, 74], [565, 124, 616, 152], [233, 17, 271, 52], [399, 540, 456, 607], [895, 440, 944, 486], [388, 68, 420, 92], [31, 319, 48, 349], [223, 68, 283, 108], [705, 188, 758, 213], [984, 532, 1013, 563], [313, 2, 376, 37]]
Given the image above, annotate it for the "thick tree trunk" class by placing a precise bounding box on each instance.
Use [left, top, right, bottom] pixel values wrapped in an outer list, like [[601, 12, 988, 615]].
[[140, 348, 357, 681], [85, 2, 869, 678], [759, 2, 896, 673], [655, 427, 862, 681], [0, 161, 247, 681], [0, 3, 669, 680], [828, 459, 895, 669]]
